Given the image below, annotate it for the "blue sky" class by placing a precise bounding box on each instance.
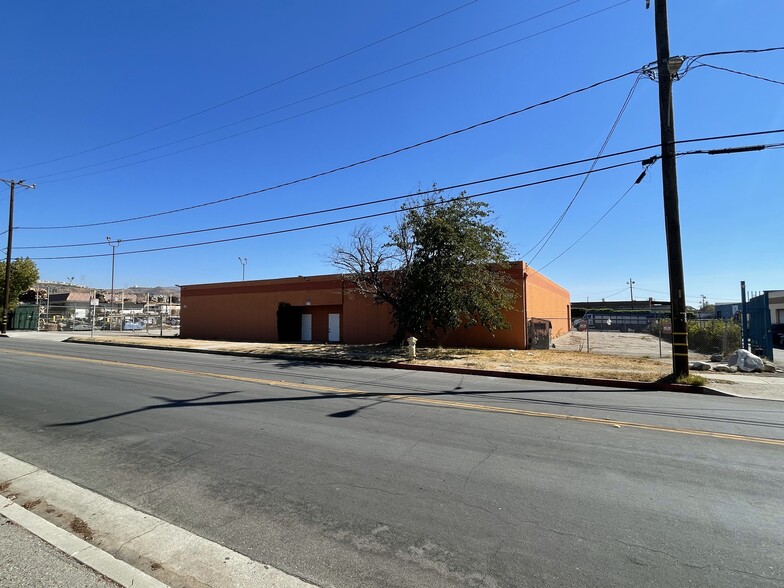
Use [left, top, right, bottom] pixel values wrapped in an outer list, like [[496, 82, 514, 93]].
[[1, 0, 781, 307]]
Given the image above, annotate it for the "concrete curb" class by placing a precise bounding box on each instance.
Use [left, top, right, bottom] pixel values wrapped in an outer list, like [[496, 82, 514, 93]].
[[0, 453, 317, 588], [0, 495, 167, 588], [66, 338, 733, 398]]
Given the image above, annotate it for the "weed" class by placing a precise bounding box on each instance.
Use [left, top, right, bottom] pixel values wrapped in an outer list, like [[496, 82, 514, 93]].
[[70, 517, 94, 541], [676, 374, 708, 386]]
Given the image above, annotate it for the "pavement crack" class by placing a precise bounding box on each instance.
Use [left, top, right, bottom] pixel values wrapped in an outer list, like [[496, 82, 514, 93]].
[[113, 521, 166, 555], [341, 483, 406, 497], [397, 440, 421, 462], [134, 479, 180, 499], [1, 469, 42, 485], [463, 439, 497, 491]]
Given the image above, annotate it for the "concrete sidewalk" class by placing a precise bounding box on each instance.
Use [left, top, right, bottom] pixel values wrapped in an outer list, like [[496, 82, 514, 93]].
[[0, 495, 166, 588], [704, 372, 784, 401], [0, 453, 316, 588]]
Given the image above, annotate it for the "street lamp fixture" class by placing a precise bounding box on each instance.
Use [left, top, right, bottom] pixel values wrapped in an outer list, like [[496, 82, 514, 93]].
[[667, 55, 685, 77]]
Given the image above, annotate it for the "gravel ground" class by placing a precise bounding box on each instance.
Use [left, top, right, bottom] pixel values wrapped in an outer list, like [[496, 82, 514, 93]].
[[552, 330, 710, 362]]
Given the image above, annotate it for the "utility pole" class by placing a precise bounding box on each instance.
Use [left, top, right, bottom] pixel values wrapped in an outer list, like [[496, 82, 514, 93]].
[[627, 278, 635, 309], [107, 237, 121, 330], [653, 0, 689, 378], [1, 179, 35, 335], [238, 257, 248, 281], [700, 294, 707, 309]]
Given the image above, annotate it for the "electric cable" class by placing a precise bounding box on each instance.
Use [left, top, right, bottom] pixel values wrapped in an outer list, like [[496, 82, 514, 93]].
[[29, 157, 650, 260], [523, 73, 643, 265], [35, 1, 630, 185], [533, 158, 656, 274], [693, 47, 784, 59], [26, 141, 779, 261], [527, 139, 783, 275], [595, 287, 632, 300], [0, 0, 482, 175], [16, 129, 784, 250], [20, 151, 661, 250], [31, 134, 776, 250], [27, 1, 586, 182], [695, 61, 784, 86], [19, 68, 643, 230]]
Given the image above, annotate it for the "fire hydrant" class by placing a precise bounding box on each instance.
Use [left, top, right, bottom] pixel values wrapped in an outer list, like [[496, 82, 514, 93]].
[[407, 336, 418, 360]]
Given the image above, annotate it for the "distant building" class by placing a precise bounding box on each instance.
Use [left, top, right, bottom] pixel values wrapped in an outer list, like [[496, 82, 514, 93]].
[[571, 299, 670, 316], [715, 302, 741, 320], [767, 290, 784, 325], [180, 262, 570, 349], [46, 292, 93, 319]]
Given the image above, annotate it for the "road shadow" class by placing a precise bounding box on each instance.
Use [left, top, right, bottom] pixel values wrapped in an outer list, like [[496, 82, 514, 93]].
[[47, 382, 784, 432]]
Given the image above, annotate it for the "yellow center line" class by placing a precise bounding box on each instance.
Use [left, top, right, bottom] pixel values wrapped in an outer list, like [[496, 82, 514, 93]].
[[3, 348, 783, 446]]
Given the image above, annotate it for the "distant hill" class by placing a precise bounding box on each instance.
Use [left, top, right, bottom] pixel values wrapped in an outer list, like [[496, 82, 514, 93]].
[[37, 282, 179, 303]]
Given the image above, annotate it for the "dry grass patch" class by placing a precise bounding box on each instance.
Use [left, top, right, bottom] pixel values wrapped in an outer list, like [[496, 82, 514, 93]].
[[71, 336, 669, 382]]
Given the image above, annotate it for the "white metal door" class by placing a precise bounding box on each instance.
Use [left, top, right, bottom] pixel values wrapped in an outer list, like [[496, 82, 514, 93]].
[[328, 313, 340, 342], [301, 314, 312, 341]]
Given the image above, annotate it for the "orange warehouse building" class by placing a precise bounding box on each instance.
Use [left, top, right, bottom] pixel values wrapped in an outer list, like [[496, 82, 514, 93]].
[[180, 261, 570, 349]]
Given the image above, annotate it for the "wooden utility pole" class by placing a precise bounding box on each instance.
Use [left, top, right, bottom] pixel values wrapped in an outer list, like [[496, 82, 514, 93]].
[[654, 0, 689, 378], [1, 179, 35, 335]]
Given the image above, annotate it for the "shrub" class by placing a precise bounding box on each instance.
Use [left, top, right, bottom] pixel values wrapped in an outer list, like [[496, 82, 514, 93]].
[[686, 320, 740, 355]]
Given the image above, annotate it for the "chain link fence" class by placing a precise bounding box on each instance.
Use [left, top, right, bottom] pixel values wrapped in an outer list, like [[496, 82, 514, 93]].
[[33, 304, 180, 336]]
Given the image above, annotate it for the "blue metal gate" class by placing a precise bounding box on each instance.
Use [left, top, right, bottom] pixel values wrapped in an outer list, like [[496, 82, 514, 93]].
[[748, 292, 772, 359]]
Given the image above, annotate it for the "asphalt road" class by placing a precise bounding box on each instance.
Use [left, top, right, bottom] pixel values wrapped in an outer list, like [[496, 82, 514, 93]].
[[0, 338, 782, 587]]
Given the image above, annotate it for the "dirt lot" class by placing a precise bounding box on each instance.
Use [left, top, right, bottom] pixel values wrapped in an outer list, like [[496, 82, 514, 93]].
[[69, 331, 696, 383]]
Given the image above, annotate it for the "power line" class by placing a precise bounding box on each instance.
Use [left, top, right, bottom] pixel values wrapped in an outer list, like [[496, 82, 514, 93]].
[[17, 131, 784, 249], [693, 46, 784, 59], [589, 287, 631, 300], [28, 1, 586, 182], [29, 157, 650, 260], [534, 159, 656, 274], [528, 139, 783, 275], [537, 47, 784, 269], [36, 1, 631, 186], [696, 61, 784, 86], [26, 141, 779, 260], [20, 152, 660, 250], [0, 0, 482, 175], [524, 72, 642, 265], [677, 46, 784, 79], [19, 68, 643, 230], [22, 137, 780, 251]]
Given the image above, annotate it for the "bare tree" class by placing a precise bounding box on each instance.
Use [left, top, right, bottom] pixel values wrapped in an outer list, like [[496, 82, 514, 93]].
[[330, 191, 517, 344]]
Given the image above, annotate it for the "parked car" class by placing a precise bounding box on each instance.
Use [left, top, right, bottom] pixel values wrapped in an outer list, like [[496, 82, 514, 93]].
[[122, 320, 144, 331]]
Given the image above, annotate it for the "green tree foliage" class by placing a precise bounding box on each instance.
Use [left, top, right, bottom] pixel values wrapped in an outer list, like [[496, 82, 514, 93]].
[[331, 191, 516, 343], [0, 257, 40, 311]]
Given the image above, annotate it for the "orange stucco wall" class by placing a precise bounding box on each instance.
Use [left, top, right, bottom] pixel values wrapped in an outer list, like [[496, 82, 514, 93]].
[[180, 263, 569, 348], [181, 275, 343, 342], [440, 262, 526, 349], [525, 269, 571, 339]]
